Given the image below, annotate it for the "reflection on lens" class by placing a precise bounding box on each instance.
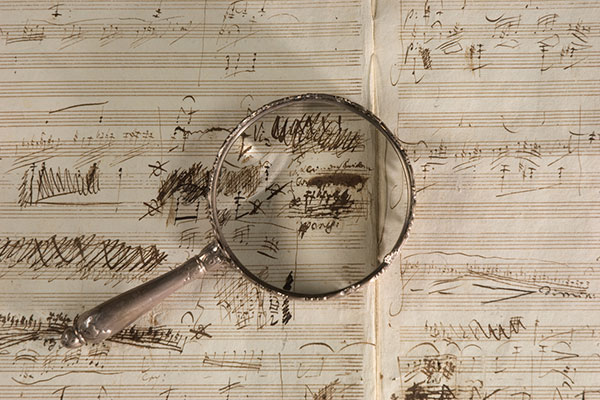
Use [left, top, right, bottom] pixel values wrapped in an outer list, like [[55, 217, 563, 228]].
[[212, 95, 413, 297]]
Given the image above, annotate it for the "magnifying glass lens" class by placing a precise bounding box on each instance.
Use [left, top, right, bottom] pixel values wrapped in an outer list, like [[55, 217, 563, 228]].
[[213, 97, 413, 297]]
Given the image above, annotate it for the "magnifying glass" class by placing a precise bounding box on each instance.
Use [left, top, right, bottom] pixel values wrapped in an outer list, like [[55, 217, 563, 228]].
[[61, 93, 415, 349]]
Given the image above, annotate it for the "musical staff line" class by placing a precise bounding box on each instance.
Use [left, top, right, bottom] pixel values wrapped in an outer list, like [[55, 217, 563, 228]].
[[0, 79, 363, 98]]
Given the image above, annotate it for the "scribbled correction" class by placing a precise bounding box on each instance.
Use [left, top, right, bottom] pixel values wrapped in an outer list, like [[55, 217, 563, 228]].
[[19, 162, 100, 207], [270, 112, 363, 157], [0, 234, 167, 282]]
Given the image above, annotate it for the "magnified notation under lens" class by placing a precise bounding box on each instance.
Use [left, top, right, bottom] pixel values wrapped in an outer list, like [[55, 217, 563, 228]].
[[212, 96, 414, 297]]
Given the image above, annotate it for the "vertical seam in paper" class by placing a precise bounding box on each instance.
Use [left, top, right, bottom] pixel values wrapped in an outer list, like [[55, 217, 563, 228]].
[[369, 1, 382, 400]]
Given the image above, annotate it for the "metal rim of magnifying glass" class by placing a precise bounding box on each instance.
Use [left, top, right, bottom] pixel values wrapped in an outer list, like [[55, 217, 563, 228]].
[[208, 93, 415, 300]]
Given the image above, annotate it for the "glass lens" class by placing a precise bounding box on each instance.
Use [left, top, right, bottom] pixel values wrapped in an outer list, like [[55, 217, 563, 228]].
[[212, 96, 413, 297]]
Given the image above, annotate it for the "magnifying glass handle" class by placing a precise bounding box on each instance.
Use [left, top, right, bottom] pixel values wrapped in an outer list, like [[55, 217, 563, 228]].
[[60, 242, 227, 349]]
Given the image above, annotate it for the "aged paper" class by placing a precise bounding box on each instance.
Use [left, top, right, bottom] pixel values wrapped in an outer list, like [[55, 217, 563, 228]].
[[375, 1, 600, 400], [2, 0, 598, 399], [0, 1, 377, 399]]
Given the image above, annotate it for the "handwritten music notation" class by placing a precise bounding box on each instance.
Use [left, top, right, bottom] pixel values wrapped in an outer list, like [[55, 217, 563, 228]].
[[376, 1, 600, 400], [393, 1, 598, 83], [0, 1, 377, 399], [2, 0, 597, 399]]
